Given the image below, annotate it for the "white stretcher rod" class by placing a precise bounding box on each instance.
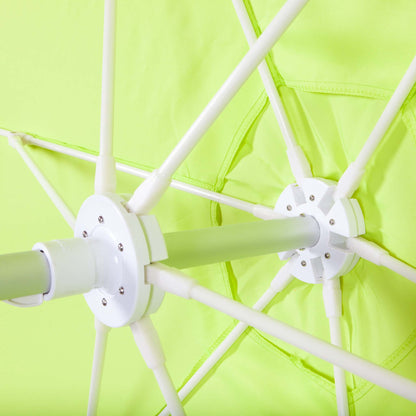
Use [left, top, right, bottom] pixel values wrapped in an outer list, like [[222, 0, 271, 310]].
[[131, 317, 185, 416], [95, 0, 117, 194], [87, 318, 111, 416], [323, 278, 349, 416], [336, 55, 416, 199], [232, 0, 312, 182], [126, 0, 309, 214], [8, 134, 76, 229], [158, 264, 293, 416], [347, 237, 416, 284], [0, 131, 279, 220], [147, 264, 416, 404]]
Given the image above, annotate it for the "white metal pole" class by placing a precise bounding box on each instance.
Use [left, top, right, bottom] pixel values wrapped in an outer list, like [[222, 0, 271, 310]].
[[329, 317, 349, 416], [131, 317, 185, 416], [95, 0, 117, 194], [158, 265, 293, 416], [87, 318, 110, 416], [335, 55, 416, 199], [323, 278, 349, 416], [189, 285, 416, 403], [9, 134, 76, 229], [347, 237, 416, 284], [0, 131, 280, 220], [157, 0, 308, 178], [232, 0, 312, 182], [126, 0, 309, 214], [152, 366, 185, 416], [146, 264, 416, 403]]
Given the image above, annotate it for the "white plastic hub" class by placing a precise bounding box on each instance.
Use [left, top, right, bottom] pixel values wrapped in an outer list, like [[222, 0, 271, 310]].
[[75, 193, 168, 327], [274, 178, 365, 284]]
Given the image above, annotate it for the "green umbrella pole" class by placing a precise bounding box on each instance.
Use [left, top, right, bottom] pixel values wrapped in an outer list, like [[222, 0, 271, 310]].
[[0, 216, 318, 301], [0, 251, 50, 301], [162, 216, 319, 269]]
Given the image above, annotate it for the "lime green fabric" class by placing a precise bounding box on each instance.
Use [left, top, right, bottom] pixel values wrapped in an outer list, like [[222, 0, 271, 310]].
[[0, 0, 416, 414]]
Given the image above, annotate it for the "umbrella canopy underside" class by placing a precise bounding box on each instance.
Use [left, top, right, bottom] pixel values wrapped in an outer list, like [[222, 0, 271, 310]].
[[0, 0, 415, 415]]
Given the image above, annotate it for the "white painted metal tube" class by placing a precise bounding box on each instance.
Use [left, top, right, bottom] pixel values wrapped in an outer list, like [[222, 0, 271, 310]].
[[126, 0, 309, 214], [329, 316, 349, 416], [323, 278, 349, 416], [152, 366, 186, 416], [131, 318, 185, 416], [157, 0, 308, 178], [347, 237, 416, 284], [95, 0, 117, 194], [190, 286, 416, 403], [1, 131, 279, 220], [158, 265, 293, 416], [99, 0, 116, 158], [336, 55, 416, 199], [163, 180, 280, 220], [18, 134, 97, 162], [147, 264, 416, 403], [10, 135, 76, 229], [112, 164, 280, 220], [232, 0, 311, 182], [87, 319, 110, 416], [162, 216, 319, 269]]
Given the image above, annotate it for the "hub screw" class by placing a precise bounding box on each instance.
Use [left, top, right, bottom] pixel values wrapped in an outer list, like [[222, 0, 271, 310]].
[[118, 243, 124, 252], [286, 205, 292, 211], [329, 219, 335, 226], [309, 195, 315, 201], [82, 230, 88, 238], [119, 287, 125, 295], [324, 252, 331, 259], [301, 260, 307, 267], [98, 216, 104, 224], [102, 298, 107, 306]]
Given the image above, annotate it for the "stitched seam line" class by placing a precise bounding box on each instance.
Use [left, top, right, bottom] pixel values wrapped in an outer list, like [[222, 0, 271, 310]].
[[284, 80, 393, 100], [349, 329, 416, 403]]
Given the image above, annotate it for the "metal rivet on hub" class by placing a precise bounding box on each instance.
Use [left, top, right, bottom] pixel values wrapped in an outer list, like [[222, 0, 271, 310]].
[[119, 286, 125, 295], [301, 260, 307, 267], [324, 252, 331, 259], [286, 205, 292, 211], [82, 230, 88, 238], [98, 216, 104, 224], [309, 195, 315, 201], [329, 219, 335, 226], [118, 243, 124, 252], [102, 298, 107, 306]]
